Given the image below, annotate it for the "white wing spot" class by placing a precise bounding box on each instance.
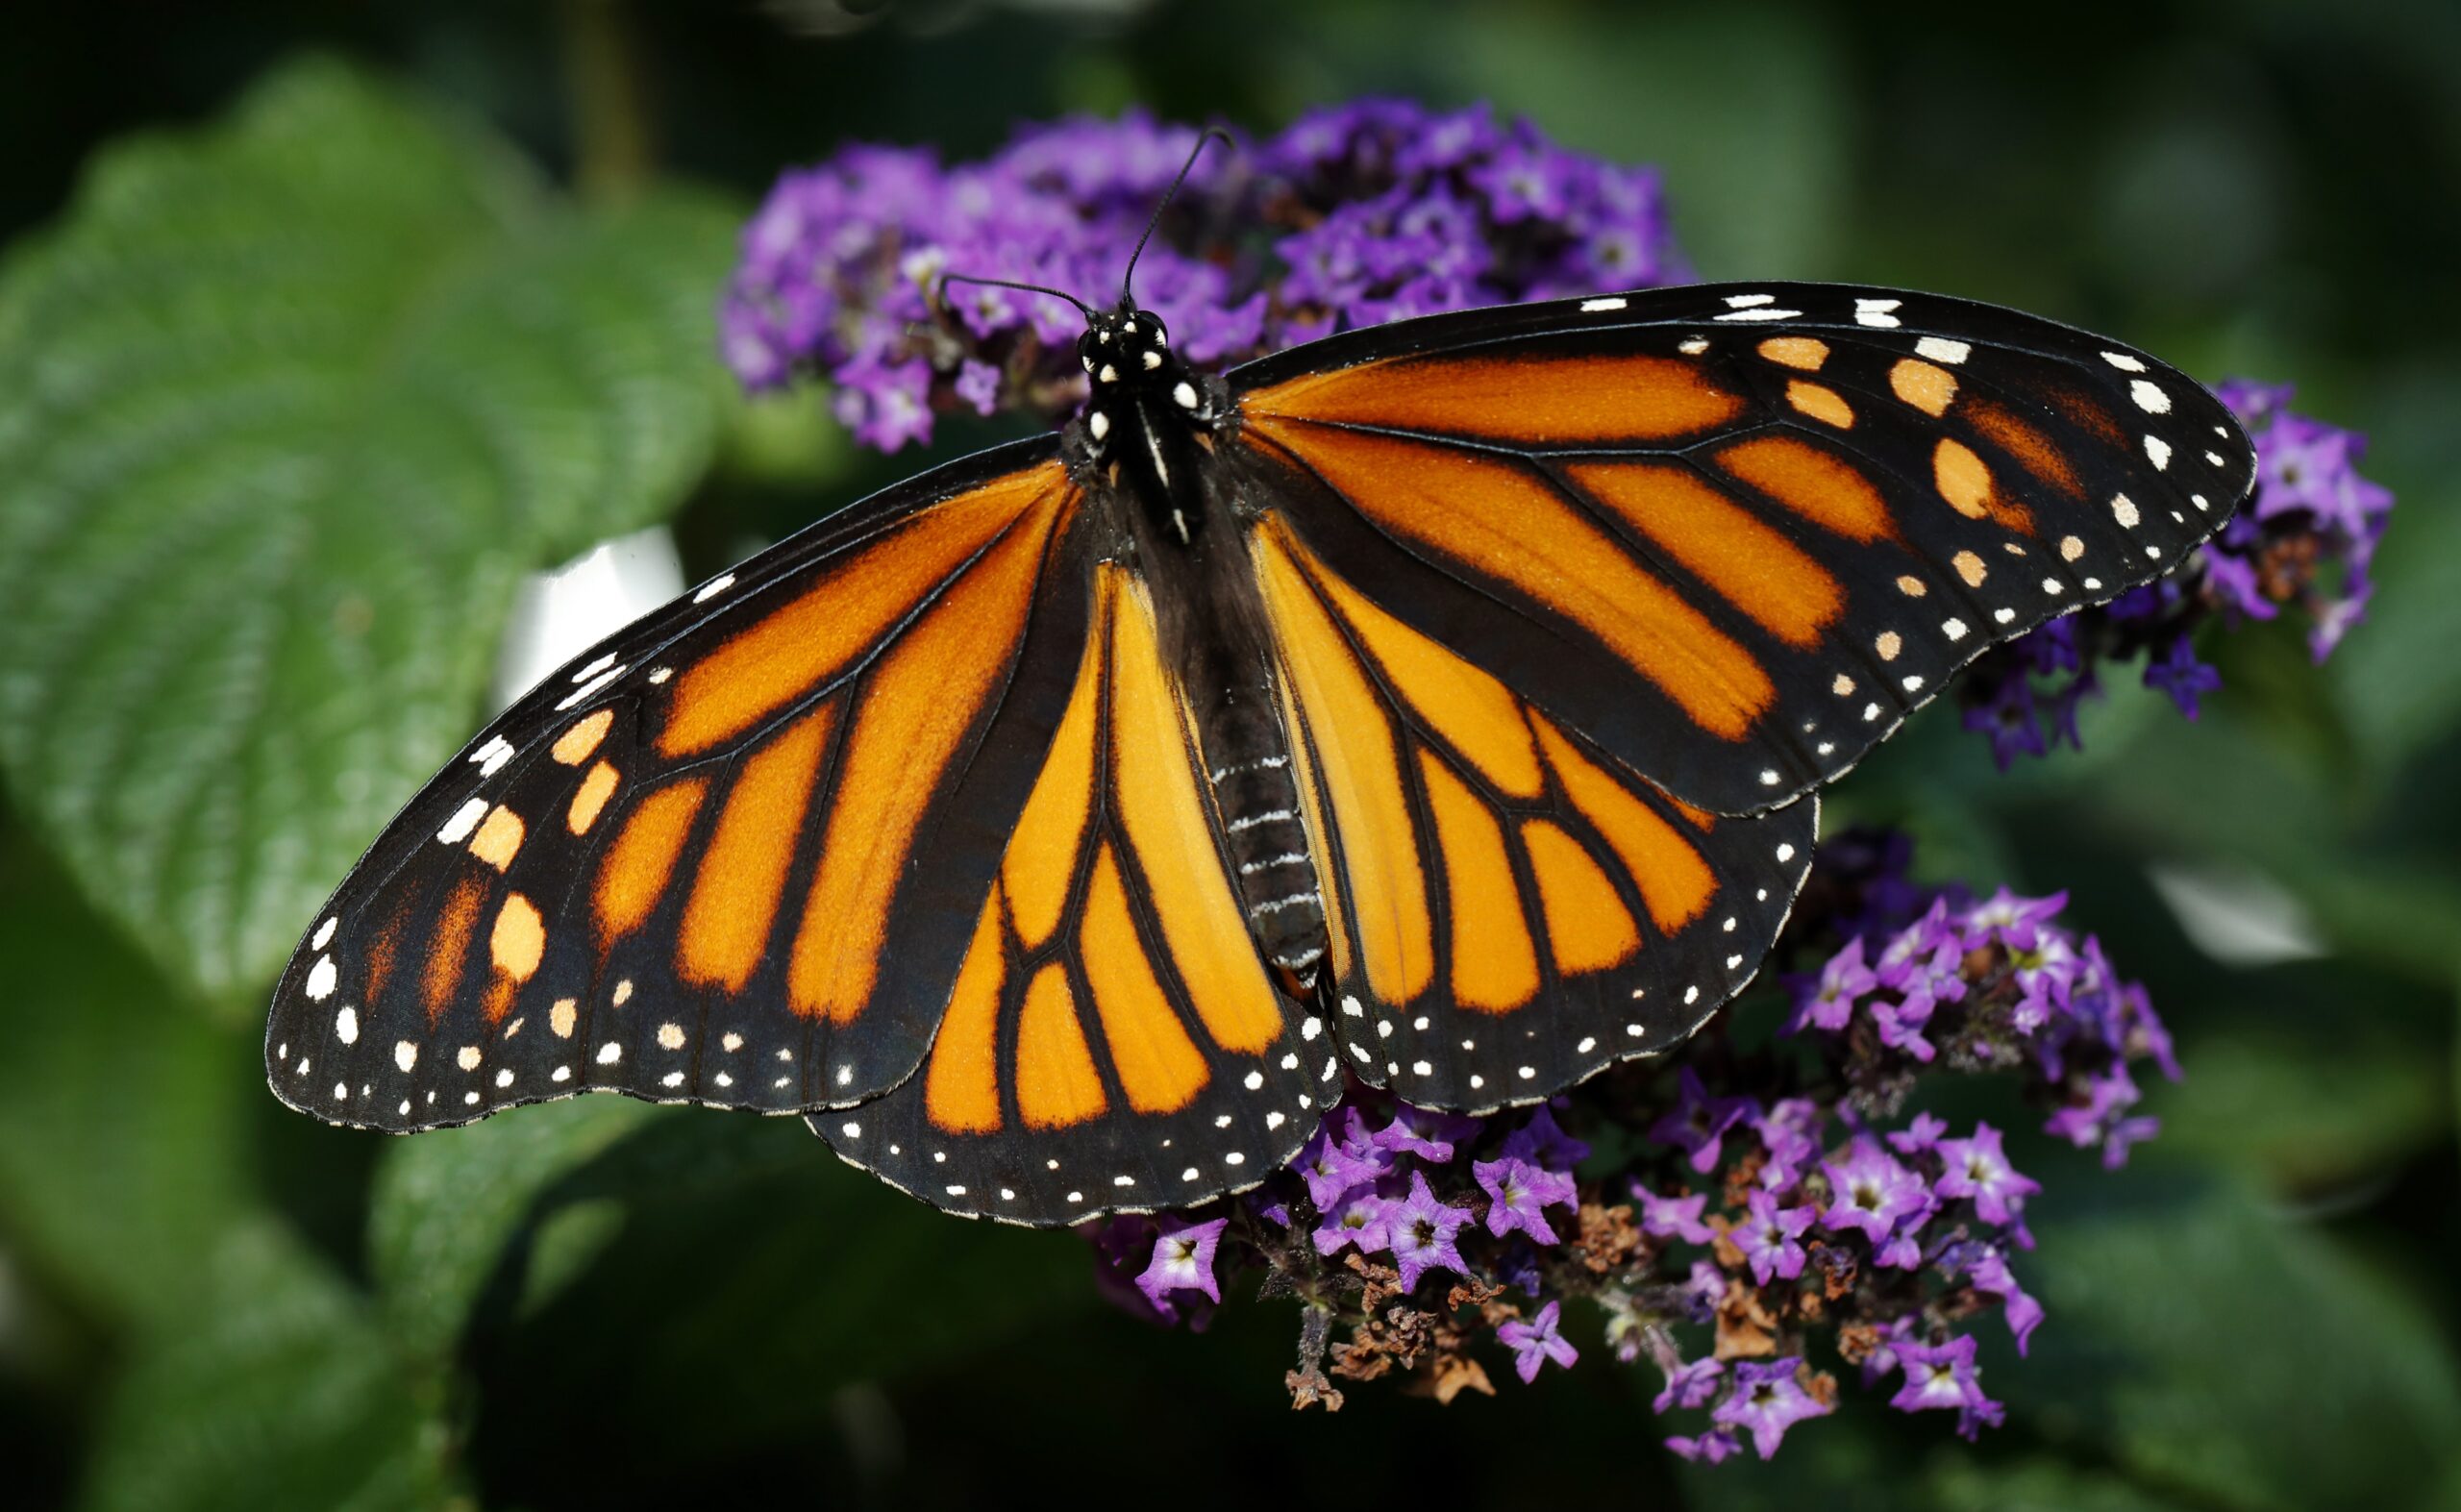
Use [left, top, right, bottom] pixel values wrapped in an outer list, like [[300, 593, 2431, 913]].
[[2101, 351, 2148, 372], [1915, 336, 1970, 364], [661, 1072, 684, 1089], [495, 1068, 514, 1089], [1581, 296, 1629, 312], [456, 1045, 482, 1072], [1726, 292, 1777, 307], [596, 1042, 622, 1066], [394, 1041, 417, 1073], [556, 665, 626, 711], [1943, 618, 1969, 641], [1716, 306, 1802, 322], [437, 798, 488, 844], [312, 917, 337, 951], [693, 573, 736, 604], [2145, 435, 2173, 470], [2130, 379, 2171, 413], [305, 955, 338, 1001], [1678, 336, 1710, 355], [573, 653, 615, 683], [335, 1005, 359, 1044]]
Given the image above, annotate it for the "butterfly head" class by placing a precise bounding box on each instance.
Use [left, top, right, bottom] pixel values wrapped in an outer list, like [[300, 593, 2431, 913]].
[[1079, 307, 1181, 394]]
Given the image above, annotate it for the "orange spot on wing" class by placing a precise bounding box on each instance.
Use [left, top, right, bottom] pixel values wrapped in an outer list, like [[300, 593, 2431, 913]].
[[1715, 435, 1896, 543], [1522, 820, 1639, 974], [593, 780, 708, 947], [1567, 461, 1845, 650], [567, 760, 619, 835], [658, 463, 1065, 757], [423, 876, 485, 1021], [2042, 381, 2129, 448], [678, 702, 835, 992], [1889, 358, 1957, 417], [1247, 352, 1744, 443], [1417, 752, 1540, 1012], [787, 497, 1063, 1024], [1291, 540, 1544, 798], [1003, 613, 1103, 951], [468, 806, 524, 872], [1255, 526, 1434, 1004], [1015, 963, 1106, 1129], [1082, 845, 1209, 1112], [1967, 398, 2085, 499], [1786, 380, 1855, 429], [1933, 437, 2036, 531], [1251, 422, 1771, 741], [1532, 717, 1717, 934], [365, 916, 401, 1004], [1106, 568, 1284, 1053], [1758, 336, 1828, 371], [490, 892, 544, 982], [552, 708, 613, 765], [924, 887, 1005, 1134]]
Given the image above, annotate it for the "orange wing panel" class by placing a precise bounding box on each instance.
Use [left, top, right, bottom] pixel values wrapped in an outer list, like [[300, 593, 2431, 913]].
[[1246, 352, 1743, 443]]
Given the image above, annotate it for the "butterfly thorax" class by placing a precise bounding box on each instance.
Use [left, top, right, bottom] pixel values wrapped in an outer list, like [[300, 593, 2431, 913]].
[[1071, 304, 1328, 989]]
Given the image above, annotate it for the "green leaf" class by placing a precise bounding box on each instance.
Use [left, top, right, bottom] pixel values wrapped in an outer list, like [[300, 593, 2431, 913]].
[[2005, 1163, 2461, 1510], [76, 1222, 461, 1512], [0, 57, 740, 1007], [367, 1095, 660, 1367], [0, 828, 256, 1330]]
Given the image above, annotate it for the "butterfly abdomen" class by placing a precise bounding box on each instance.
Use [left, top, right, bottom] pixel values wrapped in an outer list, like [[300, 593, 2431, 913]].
[[1201, 682, 1326, 982]]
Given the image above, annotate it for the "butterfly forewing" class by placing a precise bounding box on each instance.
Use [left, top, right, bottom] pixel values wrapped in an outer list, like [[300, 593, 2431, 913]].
[[264, 441, 1087, 1130], [1232, 282, 2256, 817]]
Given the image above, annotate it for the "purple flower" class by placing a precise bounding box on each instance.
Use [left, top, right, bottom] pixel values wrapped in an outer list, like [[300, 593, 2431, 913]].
[[1632, 1183, 1714, 1245], [1501, 1104, 1591, 1170], [1136, 1216, 1228, 1321], [1889, 1334, 2005, 1441], [1967, 1247, 2046, 1355], [1789, 937, 1878, 1034], [1820, 1137, 1930, 1244], [1653, 1355, 1726, 1414], [2144, 634, 2223, 719], [1713, 1358, 1834, 1459], [1749, 1098, 1827, 1189], [1933, 1124, 2042, 1227], [1650, 1067, 1755, 1174], [1495, 1299, 1579, 1383], [1476, 1155, 1579, 1244], [1888, 1111, 1950, 1156], [2044, 1066, 2162, 1168], [1312, 1185, 1393, 1257], [1665, 1429, 1743, 1463], [1372, 1101, 1480, 1162], [1386, 1171, 1473, 1291], [1962, 673, 2049, 770], [1732, 1188, 1817, 1286], [1292, 1111, 1388, 1208]]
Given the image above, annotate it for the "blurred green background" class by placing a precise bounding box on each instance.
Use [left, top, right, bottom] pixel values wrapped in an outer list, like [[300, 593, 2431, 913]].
[[2, 1, 2457, 1507]]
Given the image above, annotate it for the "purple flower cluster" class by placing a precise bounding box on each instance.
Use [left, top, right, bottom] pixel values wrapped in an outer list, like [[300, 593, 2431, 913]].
[[1082, 829, 2173, 1461], [1958, 383, 2394, 767], [720, 102, 1681, 450]]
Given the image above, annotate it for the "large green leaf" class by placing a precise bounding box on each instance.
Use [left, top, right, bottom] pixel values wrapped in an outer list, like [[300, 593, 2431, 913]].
[[0, 829, 256, 1331], [2005, 1163, 2461, 1509], [0, 57, 739, 1007], [367, 1095, 660, 1368], [76, 1223, 461, 1512]]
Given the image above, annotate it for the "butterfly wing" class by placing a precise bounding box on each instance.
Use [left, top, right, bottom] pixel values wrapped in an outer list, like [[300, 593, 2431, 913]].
[[264, 438, 1099, 1130], [1235, 281, 2257, 816], [1230, 281, 2251, 1099], [811, 561, 1339, 1223]]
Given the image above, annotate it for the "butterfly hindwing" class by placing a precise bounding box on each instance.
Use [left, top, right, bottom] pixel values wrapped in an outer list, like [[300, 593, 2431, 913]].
[[1234, 281, 2256, 817], [815, 561, 1335, 1224], [264, 440, 1088, 1129], [1251, 516, 1816, 1107]]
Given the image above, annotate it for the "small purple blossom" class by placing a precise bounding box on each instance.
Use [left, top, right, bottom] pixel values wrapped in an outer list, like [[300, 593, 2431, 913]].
[[1653, 1355, 1726, 1414], [1713, 1359, 1835, 1459], [1312, 1186, 1393, 1257], [1476, 1155, 1579, 1244], [1501, 1104, 1591, 1170], [1292, 1112, 1388, 1208], [1966, 1247, 2046, 1355], [1386, 1171, 1473, 1292], [1495, 1299, 1579, 1383], [1731, 1189, 1816, 1287], [1665, 1429, 1743, 1464], [1650, 1067, 1755, 1174], [1819, 1138, 1929, 1244], [1372, 1101, 1480, 1162], [1889, 1334, 2005, 1441], [1933, 1124, 2041, 1227], [2143, 634, 2224, 719], [1136, 1216, 1227, 1322], [1633, 1183, 1715, 1245]]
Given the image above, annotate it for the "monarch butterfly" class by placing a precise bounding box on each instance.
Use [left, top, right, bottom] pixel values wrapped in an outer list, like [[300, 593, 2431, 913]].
[[266, 154, 2253, 1227]]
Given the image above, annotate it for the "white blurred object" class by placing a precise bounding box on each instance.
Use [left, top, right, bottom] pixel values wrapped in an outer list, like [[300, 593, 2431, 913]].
[[2147, 859, 2328, 967], [490, 526, 686, 711]]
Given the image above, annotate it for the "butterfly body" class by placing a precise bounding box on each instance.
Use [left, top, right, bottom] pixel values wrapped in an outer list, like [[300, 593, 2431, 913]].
[[267, 279, 2255, 1227]]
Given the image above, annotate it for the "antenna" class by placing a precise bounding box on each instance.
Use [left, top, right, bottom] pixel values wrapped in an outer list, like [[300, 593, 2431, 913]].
[[1121, 127, 1230, 309], [937, 270, 1097, 322]]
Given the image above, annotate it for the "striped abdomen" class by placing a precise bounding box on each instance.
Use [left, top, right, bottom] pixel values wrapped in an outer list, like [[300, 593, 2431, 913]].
[[1200, 682, 1326, 982]]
